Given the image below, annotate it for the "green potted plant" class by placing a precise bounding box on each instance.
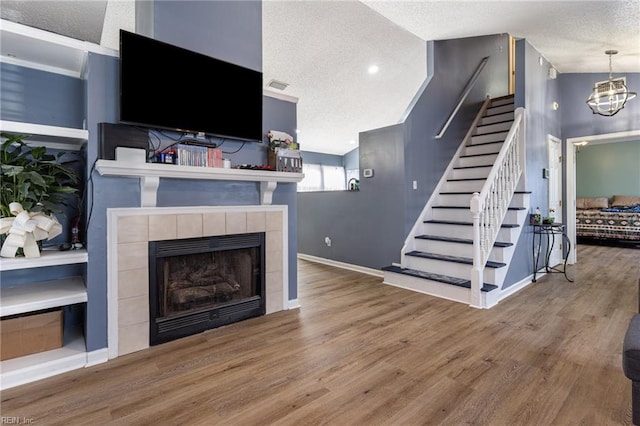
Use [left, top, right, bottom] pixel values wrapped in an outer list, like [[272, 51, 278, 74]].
[[0, 132, 80, 256]]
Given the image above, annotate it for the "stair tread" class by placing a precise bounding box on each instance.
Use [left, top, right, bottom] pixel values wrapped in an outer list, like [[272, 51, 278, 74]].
[[382, 265, 498, 292], [467, 140, 505, 147], [447, 177, 486, 182], [453, 165, 493, 170], [432, 206, 526, 211], [484, 109, 514, 118], [439, 190, 531, 194], [491, 94, 515, 101], [460, 152, 501, 158], [476, 119, 514, 128], [405, 251, 506, 268], [415, 234, 513, 247], [424, 219, 520, 228]]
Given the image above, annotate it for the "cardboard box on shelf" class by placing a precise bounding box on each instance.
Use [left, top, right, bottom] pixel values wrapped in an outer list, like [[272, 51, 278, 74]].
[[1, 309, 63, 361]]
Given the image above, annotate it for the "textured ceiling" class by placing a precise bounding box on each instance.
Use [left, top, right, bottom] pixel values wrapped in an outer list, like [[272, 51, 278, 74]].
[[2, 1, 639, 156]]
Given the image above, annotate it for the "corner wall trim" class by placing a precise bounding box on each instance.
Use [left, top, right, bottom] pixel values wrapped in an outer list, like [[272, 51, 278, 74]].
[[286, 299, 301, 310], [86, 348, 109, 367], [297, 253, 384, 277]]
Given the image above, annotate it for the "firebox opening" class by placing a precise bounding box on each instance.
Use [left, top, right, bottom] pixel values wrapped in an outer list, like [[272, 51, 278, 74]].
[[149, 233, 265, 345]]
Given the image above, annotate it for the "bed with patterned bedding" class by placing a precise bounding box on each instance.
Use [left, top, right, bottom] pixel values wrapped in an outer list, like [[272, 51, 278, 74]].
[[576, 195, 640, 242]]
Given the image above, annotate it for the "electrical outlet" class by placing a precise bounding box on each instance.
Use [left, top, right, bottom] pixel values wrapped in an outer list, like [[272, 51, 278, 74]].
[[324, 236, 332, 247], [413, 180, 418, 190]]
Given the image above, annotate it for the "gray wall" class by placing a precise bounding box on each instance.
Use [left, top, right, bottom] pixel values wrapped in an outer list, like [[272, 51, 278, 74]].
[[298, 34, 510, 270], [301, 151, 344, 167]]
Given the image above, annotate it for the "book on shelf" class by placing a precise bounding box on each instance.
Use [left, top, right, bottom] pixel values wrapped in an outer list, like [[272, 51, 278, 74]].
[[175, 144, 222, 168]]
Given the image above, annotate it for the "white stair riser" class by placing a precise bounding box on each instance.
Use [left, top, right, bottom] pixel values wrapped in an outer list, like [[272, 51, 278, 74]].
[[444, 179, 485, 192], [431, 208, 523, 224], [383, 271, 471, 305], [404, 256, 470, 280], [422, 223, 519, 242], [450, 167, 491, 180], [414, 239, 472, 258], [475, 121, 512, 135], [413, 239, 512, 263], [481, 112, 514, 125], [510, 193, 530, 208], [490, 98, 515, 107], [470, 132, 508, 145], [432, 208, 472, 222], [456, 154, 498, 168], [437, 193, 475, 205], [435, 193, 527, 208], [485, 104, 514, 115], [403, 257, 504, 285], [465, 142, 503, 156]]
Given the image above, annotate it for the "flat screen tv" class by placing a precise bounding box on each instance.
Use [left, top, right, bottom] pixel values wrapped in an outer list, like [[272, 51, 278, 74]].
[[119, 30, 263, 142]]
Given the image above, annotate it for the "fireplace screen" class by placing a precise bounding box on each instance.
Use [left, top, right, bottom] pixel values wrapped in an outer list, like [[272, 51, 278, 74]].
[[149, 233, 265, 345]]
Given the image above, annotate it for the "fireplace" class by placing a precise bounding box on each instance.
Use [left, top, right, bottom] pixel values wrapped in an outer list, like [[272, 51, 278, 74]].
[[148, 233, 265, 345]]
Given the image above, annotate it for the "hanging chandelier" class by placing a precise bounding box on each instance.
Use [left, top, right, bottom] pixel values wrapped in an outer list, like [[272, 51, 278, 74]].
[[586, 50, 636, 116]]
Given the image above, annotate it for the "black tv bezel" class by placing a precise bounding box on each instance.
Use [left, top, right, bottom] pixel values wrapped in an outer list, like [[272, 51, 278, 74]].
[[118, 29, 263, 143]]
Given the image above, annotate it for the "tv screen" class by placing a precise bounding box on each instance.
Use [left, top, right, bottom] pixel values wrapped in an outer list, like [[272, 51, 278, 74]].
[[119, 30, 263, 142]]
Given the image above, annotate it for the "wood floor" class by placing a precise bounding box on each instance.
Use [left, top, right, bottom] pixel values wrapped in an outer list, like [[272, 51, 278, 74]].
[[1, 244, 639, 425]]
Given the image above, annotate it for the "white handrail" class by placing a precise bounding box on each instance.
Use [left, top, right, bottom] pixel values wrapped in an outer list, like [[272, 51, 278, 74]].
[[435, 57, 490, 139], [470, 107, 526, 307]]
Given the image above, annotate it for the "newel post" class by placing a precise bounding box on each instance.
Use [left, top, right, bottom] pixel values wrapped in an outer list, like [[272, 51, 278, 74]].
[[470, 192, 484, 309]]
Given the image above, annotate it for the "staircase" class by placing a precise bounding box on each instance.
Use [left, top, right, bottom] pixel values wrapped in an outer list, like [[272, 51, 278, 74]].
[[382, 95, 528, 308]]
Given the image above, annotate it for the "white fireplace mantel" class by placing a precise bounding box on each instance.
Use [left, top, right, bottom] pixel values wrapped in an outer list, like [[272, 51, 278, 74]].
[[95, 160, 304, 207]]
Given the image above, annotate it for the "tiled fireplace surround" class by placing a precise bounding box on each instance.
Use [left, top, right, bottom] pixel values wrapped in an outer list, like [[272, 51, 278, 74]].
[[107, 205, 290, 359]]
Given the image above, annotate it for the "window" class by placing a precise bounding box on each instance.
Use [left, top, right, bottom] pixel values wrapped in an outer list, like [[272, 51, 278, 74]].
[[298, 164, 346, 192]]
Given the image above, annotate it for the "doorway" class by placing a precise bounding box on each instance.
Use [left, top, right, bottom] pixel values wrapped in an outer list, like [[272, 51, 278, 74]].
[[547, 135, 563, 267], [565, 129, 640, 264]]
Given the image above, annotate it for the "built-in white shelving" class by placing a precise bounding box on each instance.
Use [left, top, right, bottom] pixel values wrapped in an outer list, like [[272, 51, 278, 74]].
[[0, 18, 107, 390], [0, 120, 89, 151], [0, 277, 87, 317], [0, 249, 88, 271], [96, 159, 305, 206], [0, 324, 87, 390]]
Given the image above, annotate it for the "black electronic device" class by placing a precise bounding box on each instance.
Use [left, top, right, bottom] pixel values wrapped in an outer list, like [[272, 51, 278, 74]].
[[119, 30, 263, 143], [98, 122, 150, 160]]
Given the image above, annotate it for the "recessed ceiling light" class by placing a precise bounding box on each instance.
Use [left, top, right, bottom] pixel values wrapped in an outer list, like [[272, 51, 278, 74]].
[[368, 64, 379, 75], [349, 140, 356, 144], [267, 79, 289, 91]]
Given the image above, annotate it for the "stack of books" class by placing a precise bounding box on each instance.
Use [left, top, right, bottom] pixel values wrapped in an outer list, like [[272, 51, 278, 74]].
[[174, 143, 223, 167]]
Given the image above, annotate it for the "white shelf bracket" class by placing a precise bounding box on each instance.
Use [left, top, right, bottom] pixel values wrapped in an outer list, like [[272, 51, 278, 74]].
[[140, 176, 160, 207], [260, 181, 278, 205]]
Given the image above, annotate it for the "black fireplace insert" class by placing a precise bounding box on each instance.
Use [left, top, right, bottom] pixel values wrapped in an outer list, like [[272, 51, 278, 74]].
[[148, 233, 265, 345]]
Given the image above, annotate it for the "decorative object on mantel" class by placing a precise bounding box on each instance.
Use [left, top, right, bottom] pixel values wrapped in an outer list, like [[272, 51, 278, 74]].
[[267, 130, 303, 173], [586, 50, 637, 116], [0, 132, 79, 257]]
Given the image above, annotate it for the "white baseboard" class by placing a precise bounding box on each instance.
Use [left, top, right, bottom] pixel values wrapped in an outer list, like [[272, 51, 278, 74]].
[[86, 348, 109, 367], [498, 272, 542, 303], [297, 253, 383, 277], [286, 299, 301, 310]]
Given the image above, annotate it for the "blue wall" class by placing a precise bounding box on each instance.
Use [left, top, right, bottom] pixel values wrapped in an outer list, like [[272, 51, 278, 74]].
[[0, 63, 83, 128], [301, 151, 344, 167], [559, 73, 640, 140], [503, 40, 561, 287], [298, 34, 510, 269]]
